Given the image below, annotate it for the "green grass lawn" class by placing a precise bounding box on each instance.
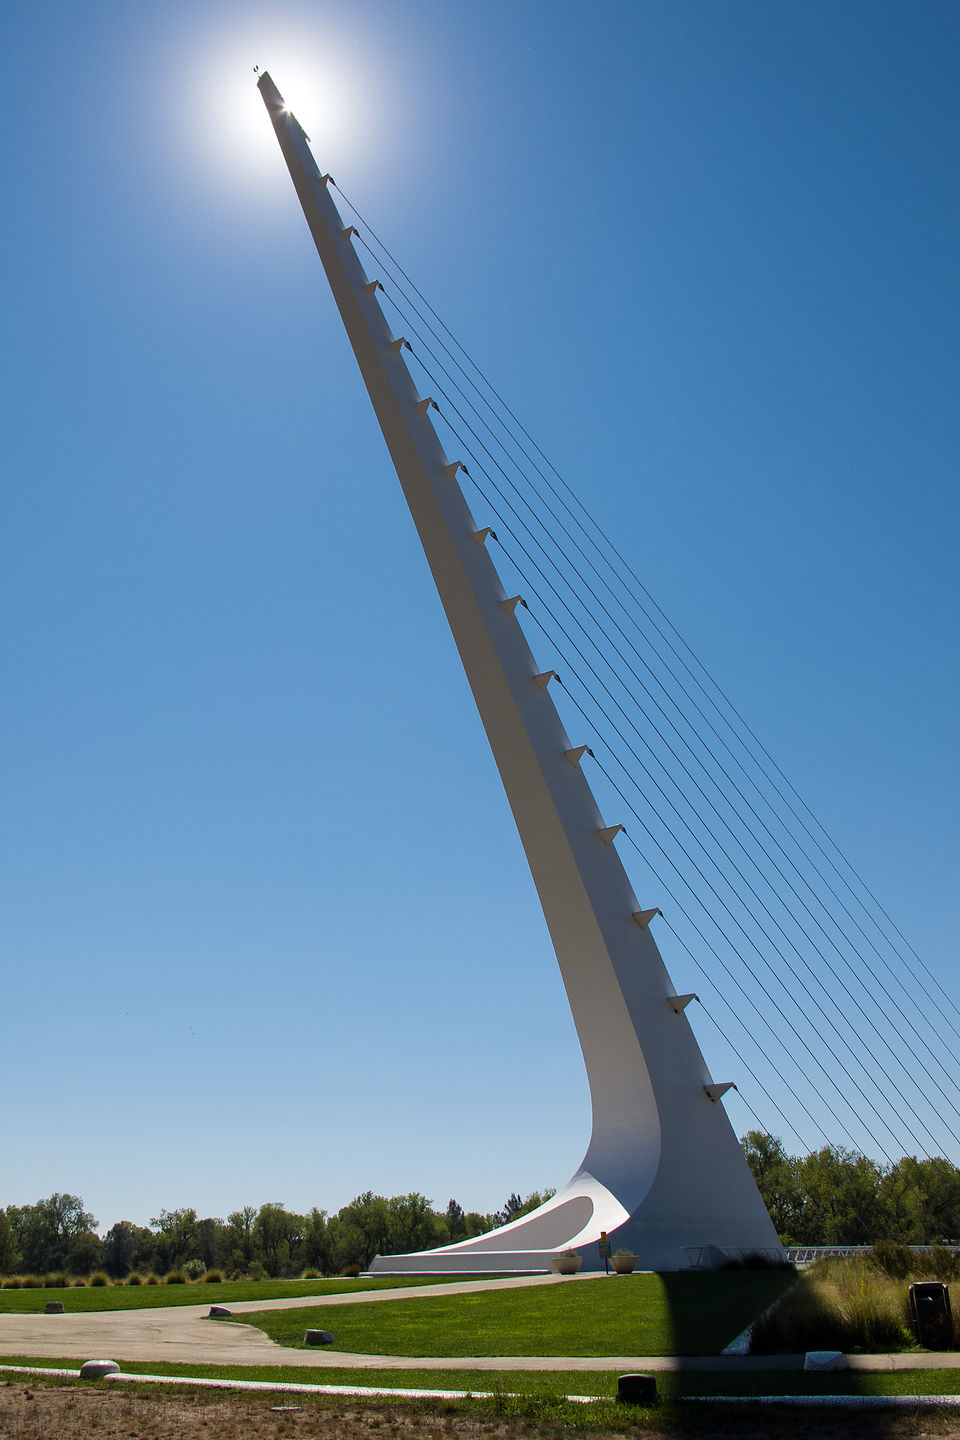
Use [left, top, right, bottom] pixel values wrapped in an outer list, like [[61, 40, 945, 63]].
[[233, 1271, 795, 1357], [0, 1276, 464, 1314]]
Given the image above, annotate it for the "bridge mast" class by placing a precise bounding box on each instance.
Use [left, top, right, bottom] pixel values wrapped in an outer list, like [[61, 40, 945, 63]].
[[257, 72, 781, 1270]]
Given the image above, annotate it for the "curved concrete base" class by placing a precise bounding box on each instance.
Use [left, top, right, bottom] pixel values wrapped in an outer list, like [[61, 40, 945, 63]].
[[369, 1160, 783, 1275], [369, 1171, 625, 1274]]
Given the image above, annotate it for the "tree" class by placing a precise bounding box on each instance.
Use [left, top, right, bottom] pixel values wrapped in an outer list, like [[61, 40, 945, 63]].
[[102, 1221, 155, 1278], [794, 1145, 883, 1245], [196, 1217, 227, 1271], [7, 1194, 98, 1274], [515, 1189, 556, 1218], [462, 1210, 494, 1238], [0, 1211, 19, 1276], [741, 1132, 804, 1242], [493, 1189, 556, 1227], [225, 1207, 257, 1273], [387, 1194, 445, 1256], [67, 1229, 104, 1274], [335, 1193, 393, 1268], [149, 1209, 200, 1271], [445, 1199, 466, 1244], [495, 1193, 524, 1226], [879, 1157, 960, 1245], [253, 1203, 304, 1277], [302, 1208, 332, 1273]]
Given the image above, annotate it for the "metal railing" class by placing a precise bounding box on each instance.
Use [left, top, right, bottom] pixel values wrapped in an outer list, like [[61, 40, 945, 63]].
[[786, 1244, 960, 1265]]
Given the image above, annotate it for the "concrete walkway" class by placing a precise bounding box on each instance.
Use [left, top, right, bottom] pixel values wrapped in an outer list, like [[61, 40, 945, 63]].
[[1, 1272, 957, 1373]]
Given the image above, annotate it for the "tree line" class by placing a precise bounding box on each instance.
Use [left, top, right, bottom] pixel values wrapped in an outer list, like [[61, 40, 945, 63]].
[[742, 1133, 960, 1246], [0, 1189, 555, 1280], [3, 1137, 959, 1280]]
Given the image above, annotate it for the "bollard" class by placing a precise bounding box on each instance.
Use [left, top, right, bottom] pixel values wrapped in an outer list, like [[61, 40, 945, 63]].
[[80, 1360, 120, 1379], [617, 1373, 658, 1406], [804, 1350, 847, 1371]]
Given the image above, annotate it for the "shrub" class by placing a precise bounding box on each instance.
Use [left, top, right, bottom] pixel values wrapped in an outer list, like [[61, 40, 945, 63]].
[[838, 1271, 912, 1351], [340, 1264, 362, 1278], [246, 1262, 269, 1282], [202, 1269, 224, 1283], [2, 1278, 21, 1289], [43, 1272, 70, 1289], [870, 1241, 914, 1280], [229, 1268, 246, 1282], [126, 1272, 143, 1286], [164, 1270, 187, 1285], [752, 1276, 845, 1353], [927, 1246, 960, 1282], [89, 1271, 110, 1287], [722, 1250, 796, 1272], [301, 1267, 320, 1279], [183, 1258, 207, 1280], [753, 1256, 913, 1353], [19, 1275, 43, 1289]]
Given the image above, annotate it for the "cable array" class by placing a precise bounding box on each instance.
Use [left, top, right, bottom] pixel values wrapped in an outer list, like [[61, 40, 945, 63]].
[[331, 180, 959, 1164]]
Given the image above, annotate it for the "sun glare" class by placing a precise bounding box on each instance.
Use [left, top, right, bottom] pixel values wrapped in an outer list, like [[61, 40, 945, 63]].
[[168, 15, 386, 207]]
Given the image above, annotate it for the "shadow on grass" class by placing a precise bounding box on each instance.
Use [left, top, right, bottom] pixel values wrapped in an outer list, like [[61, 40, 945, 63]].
[[710, 1257, 959, 1434]]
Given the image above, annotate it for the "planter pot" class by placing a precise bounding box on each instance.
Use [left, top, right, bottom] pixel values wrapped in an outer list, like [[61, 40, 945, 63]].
[[552, 1254, 582, 1275], [611, 1254, 638, 1274]]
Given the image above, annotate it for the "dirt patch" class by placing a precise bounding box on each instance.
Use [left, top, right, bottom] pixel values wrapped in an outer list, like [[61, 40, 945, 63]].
[[1, 1380, 960, 1440]]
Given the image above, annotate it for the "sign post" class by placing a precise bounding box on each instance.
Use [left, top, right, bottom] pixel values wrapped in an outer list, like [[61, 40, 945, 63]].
[[598, 1231, 612, 1273]]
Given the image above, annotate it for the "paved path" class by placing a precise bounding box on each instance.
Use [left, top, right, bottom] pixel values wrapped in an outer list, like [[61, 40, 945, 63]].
[[1, 1273, 958, 1373]]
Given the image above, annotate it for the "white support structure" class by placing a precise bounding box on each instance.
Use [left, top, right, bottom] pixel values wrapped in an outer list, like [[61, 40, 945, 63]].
[[258, 73, 783, 1272]]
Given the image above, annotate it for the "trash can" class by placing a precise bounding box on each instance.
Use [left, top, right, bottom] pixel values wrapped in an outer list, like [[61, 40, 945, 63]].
[[909, 1282, 953, 1349]]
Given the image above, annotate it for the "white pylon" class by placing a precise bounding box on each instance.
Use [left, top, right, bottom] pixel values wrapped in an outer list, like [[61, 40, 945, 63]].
[[258, 73, 783, 1272]]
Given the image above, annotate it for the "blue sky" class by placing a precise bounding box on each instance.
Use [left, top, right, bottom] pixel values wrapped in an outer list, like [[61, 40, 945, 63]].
[[2, 0, 958, 1231]]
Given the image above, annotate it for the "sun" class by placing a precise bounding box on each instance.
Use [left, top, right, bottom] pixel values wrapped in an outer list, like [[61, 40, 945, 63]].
[[166, 17, 386, 208]]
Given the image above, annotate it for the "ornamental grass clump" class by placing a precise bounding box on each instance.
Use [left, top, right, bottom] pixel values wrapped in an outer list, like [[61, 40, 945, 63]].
[[927, 1246, 960, 1281], [202, 1268, 224, 1283], [126, 1272, 143, 1285], [835, 1267, 912, 1351], [164, 1270, 187, 1285], [752, 1254, 939, 1353], [89, 1271, 110, 1287], [870, 1240, 914, 1279], [872, 1243, 960, 1283], [43, 1272, 70, 1289], [19, 1275, 43, 1289]]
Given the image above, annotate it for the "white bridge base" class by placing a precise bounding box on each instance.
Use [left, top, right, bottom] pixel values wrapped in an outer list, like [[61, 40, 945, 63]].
[[368, 1168, 784, 1274]]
